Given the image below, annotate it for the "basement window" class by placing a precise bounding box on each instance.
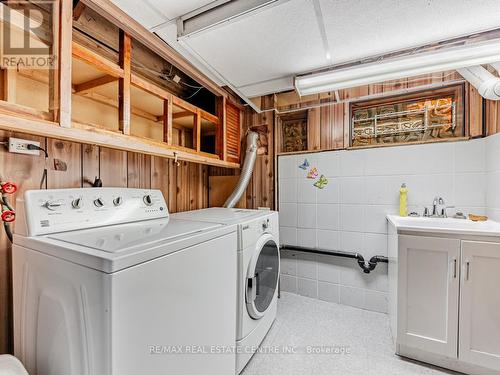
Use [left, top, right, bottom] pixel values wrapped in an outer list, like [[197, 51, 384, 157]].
[[350, 84, 465, 147], [279, 110, 308, 153]]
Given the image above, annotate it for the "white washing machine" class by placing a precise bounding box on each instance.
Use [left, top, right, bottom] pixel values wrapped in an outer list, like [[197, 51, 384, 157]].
[[12, 188, 238, 375], [173, 208, 280, 374]]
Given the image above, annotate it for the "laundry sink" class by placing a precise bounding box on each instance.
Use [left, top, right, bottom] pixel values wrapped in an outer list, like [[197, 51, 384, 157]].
[[387, 215, 500, 237]]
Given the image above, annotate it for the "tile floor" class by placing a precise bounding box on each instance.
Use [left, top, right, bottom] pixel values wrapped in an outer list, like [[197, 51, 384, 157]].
[[241, 293, 458, 375]]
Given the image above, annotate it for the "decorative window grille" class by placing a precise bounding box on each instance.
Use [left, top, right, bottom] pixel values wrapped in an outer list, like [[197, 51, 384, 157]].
[[351, 84, 465, 147]]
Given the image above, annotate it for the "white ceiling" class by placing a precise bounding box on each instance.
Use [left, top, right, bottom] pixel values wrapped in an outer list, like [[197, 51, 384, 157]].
[[111, 0, 219, 29], [113, 0, 500, 99]]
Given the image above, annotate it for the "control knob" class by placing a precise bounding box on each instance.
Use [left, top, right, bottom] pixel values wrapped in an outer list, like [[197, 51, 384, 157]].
[[262, 219, 270, 231], [94, 197, 105, 208], [43, 200, 62, 211], [143, 194, 154, 206], [113, 196, 123, 206], [71, 198, 83, 209]]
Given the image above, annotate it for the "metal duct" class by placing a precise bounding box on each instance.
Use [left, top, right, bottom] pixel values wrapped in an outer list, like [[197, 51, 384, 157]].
[[458, 64, 500, 100], [223, 131, 259, 208]]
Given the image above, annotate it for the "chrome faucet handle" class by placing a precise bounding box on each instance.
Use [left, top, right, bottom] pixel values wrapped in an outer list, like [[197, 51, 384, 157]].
[[433, 196, 444, 205], [432, 196, 445, 216], [423, 207, 430, 217]]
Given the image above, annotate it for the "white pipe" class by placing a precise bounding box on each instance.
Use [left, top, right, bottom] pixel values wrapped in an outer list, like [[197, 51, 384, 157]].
[[491, 62, 500, 73], [223, 132, 259, 208], [458, 64, 500, 100]]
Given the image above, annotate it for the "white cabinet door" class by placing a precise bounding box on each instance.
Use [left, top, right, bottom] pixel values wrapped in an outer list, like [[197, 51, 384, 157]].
[[460, 241, 500, 370], [398, 235, 460, 358]]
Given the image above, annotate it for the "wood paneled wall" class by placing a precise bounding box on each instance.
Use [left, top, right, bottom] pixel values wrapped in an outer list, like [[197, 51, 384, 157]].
[[210, 95, 275, 210], [242, 95, 275, 209], [276, 71, 484, 154], [486, 100, 500, 135], [0, 130, 209, 353]]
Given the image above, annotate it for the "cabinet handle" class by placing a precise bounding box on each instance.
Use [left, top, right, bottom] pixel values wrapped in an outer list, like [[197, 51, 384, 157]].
[[453, 258, 457, 279], [465, 261, 470, 281]]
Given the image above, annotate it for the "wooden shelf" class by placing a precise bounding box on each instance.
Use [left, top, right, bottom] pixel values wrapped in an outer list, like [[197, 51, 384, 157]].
[[0, 1, 241, 168], [0, 110, 239, 168]]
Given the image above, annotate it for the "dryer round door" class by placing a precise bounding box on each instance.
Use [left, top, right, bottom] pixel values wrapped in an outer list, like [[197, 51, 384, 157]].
[[245, 234, 280, 320]]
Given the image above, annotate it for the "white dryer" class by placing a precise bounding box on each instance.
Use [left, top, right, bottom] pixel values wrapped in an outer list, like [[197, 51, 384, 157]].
[[173, 208, 280, 374], [12, 188, 238, 375]]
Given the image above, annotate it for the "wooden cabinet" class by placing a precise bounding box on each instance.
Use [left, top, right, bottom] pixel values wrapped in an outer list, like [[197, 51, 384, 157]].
[[398, 235, 460, 358], [460, 241, 500, 371], [225, 101, 241, 163]]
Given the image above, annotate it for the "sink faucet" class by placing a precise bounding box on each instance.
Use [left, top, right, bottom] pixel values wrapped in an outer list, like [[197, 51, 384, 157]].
[[430, 196, 453, 218], [432, 197, 444, 217], [423, 197, 453, 218]]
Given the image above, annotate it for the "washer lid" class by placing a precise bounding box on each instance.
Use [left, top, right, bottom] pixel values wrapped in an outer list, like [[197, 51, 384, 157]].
[[173, 207, 269, 224], [48, 218, 221, 253], [15, 218, 233, 273]]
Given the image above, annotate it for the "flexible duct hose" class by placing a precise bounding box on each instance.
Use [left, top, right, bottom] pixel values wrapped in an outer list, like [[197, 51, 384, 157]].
[[223, 131, 259, 208]]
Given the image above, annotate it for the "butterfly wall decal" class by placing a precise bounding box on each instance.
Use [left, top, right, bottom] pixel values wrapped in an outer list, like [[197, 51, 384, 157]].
[[307, 167, 318, 179], [314, 175, 328, 189], [298, 159, 310, 170]]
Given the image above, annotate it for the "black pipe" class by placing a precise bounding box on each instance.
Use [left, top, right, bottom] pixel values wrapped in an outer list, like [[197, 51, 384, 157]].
[[2, 195, 13, 243], [3, 221, 12, 243], [280, 245, 388, 274]]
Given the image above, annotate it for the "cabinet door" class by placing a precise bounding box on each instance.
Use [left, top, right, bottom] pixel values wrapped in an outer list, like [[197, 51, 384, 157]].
[[460, 241, 500, 370], [398, 235, 460, 358], [225, 101, 241, 163]]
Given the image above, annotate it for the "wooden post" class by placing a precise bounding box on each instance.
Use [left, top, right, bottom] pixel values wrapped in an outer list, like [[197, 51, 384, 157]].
[[307, 107, 321, 151], [58, 0, 72, 127], [343, 102, 350, 148], [119, 30, 131, 135], [215, 96, 226, 160], [467, 83, 483, 138], [1, 69, 16, 103], [193, 109, 201, 152], [163, 99, 173, 144], [49, 1, 60, 121]]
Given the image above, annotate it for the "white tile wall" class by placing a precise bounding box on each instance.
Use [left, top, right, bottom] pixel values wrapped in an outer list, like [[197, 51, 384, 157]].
[[486, 132, 500, 221], [278, 138, 488, 313]]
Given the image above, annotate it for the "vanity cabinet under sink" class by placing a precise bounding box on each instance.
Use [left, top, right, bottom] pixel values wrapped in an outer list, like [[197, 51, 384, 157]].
[[388, 216, 500, 375], [459, 241, 500, 371]]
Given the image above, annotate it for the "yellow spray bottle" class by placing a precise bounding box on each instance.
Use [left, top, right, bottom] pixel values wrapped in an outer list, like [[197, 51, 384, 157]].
[[400, 183, 408, 217]]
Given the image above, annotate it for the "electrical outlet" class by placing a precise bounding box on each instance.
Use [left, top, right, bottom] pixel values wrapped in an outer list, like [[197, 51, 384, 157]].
[[8, 137, 40, 156]]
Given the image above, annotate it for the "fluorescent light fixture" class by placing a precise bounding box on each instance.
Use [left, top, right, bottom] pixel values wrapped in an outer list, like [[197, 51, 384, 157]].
[[295, 39, 500, 96]]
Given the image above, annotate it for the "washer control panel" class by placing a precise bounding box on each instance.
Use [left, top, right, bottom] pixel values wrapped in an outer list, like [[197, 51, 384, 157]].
[[23, 188, 168, 236]]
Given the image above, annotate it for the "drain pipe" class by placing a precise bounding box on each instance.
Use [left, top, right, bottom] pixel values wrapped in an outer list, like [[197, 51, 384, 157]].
[[280, 245, 388, 274], [457, 64, 500, 100], [223, 131, 259, 208]]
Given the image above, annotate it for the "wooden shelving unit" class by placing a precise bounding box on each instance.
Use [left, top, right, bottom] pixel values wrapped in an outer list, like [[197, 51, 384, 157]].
[[0, 0, 241, 169]]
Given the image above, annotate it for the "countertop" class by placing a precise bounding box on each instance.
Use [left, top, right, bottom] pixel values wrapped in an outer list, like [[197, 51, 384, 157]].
[[387, 215, 500, 238]]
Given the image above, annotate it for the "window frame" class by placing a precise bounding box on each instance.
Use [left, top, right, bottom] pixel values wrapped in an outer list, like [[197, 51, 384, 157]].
[[349, 83, 465, 148]]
